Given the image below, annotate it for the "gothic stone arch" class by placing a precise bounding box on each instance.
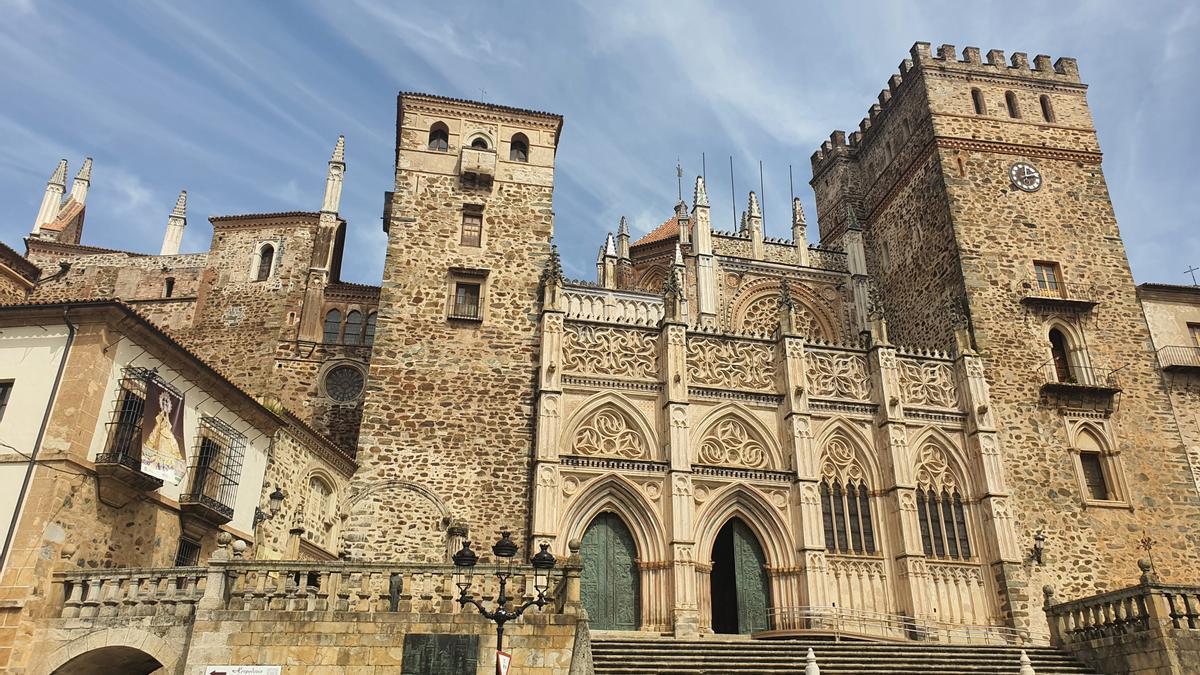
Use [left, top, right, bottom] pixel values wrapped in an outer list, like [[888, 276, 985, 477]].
[[727, 277, 837, 339], [340, 479, 452, 562], [692, 403, 785, 471], [562, 392, 658, 461]]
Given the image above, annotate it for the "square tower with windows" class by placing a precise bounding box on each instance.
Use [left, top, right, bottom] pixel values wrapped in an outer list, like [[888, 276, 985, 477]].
[[811, 42, 1200, 633], [347, 93, 562, 561]]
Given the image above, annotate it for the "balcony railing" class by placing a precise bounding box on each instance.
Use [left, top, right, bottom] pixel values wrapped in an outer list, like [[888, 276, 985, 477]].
[[1038, 363, 1121, 394], [1157, 345, 1200, 372], [1020, 278, 1099, 311], [765, 606, 1043, 646]]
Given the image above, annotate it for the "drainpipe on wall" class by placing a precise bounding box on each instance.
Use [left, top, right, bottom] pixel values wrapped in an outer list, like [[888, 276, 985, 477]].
[[0, 307, 77, 572]]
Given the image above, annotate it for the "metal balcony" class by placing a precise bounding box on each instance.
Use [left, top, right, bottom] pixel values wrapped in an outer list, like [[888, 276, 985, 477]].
[[1039, 363, 1122, 405], [1020, 278, 1099, 312], [1157, 345, 1200, 372]]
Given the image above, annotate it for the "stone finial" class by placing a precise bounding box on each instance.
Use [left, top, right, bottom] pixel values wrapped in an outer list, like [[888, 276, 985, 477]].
[[604, 232, 617, 257], [617, 216, 629, 237], [33, 159, 69, 234], [805, 647, 821, 675], [1042, 584, 1056, 607], [69, 157, 93, 204], [748, 191, 762, 218], [778, 281, 794, 311], [331, 134, 345, 164], [792, 197, 806, 227], [673, 242, 684, 268], [1019, 650, 1035, 675], [674, 200, 688, 220], [161, 190, 188, 256], [596, 244, 605, 263], [1138, 558, 1158, 585], [693, 175, 708, 208], [739, 210, 748, 234], [540, 243, 564, 289], [232, 539, 249, 558]]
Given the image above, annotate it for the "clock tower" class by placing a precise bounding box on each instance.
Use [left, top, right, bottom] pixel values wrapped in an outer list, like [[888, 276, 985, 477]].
[[811, 43, 1200, 635]]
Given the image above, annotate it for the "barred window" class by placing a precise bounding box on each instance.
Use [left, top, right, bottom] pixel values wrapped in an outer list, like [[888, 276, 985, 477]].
[[101, 368, 179, 470], [343, 310, 363, 346], [174, 538, 201, 566], [451, 283, 481, 320], [821, 478, 876, 555], [180, 417, 246, 519], [916, 487, 971, 560]]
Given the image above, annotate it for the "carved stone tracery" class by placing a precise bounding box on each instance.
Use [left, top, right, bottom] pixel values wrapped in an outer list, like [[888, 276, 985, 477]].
[[805, 351, 870, 400], [820, 436, 867, 485], [696, 416, 769, 468], [686, 336, 773, 391], [898, 359, 957, 408], [571, 407, 650, 460], [914, 443, 959, 493], [562, 324, 657, 379]]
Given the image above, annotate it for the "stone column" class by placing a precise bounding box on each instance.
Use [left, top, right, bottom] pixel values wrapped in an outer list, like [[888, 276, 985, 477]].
[[531, 287, 566, 545], [661, 310, 698, 636]]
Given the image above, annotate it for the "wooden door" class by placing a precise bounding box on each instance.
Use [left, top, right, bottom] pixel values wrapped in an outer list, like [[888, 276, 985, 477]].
[[731, 520, 770, 633], [581, 512, 640, 630]]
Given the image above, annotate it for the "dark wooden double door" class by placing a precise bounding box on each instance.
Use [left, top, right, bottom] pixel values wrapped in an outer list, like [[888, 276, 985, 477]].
[[581, 513, 770, 634]]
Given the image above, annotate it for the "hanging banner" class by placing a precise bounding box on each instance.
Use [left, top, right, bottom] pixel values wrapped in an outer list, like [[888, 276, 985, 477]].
[[141, 379, 187, 484]]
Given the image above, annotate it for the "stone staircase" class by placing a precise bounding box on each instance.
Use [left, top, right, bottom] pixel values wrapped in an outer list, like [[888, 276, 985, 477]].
[[591, 636, 1098, 674]]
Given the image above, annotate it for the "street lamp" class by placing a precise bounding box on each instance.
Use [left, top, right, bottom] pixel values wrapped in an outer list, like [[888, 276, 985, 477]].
[[453, 531, 557, 667], [253, 486, 286, 526]]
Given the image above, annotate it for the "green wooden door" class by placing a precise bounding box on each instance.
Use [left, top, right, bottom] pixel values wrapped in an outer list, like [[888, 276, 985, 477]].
[[581, 513, 640, 630], [731, 520, 770, 634]]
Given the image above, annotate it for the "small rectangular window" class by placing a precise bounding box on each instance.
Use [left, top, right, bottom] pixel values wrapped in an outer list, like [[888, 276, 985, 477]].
[[174, 537, 201, 566], [461, 207, 483, 247], [1034, 261, 1064, 296], [451, 283, 482, 319], [0, 381, 12, 423], [1079, 452, 1109, 501], [1189, 323, 1200, 348]]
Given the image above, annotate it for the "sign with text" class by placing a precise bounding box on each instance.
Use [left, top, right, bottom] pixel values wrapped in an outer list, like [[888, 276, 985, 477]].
[[204, 667, 281, 675], [401, 633, 479, 674], [497, 649, 512, 675]]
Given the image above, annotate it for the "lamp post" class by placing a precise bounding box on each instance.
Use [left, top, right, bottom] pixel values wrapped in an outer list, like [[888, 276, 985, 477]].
[[453, 530, 557, 671], [253, 486, 285, 526]]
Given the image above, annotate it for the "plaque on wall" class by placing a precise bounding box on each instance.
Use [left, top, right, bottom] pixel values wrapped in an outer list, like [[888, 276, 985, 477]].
[[401, 633, 479, 674]]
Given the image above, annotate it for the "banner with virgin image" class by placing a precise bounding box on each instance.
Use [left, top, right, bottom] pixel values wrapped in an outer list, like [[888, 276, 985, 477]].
[[140, 379, 187, 485]]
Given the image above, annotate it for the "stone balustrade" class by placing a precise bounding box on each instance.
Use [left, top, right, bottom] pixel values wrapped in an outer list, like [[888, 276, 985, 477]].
[[57, 566, 208, 619], [563, 286, 665, 327], [1044, 561, 1200, 646]]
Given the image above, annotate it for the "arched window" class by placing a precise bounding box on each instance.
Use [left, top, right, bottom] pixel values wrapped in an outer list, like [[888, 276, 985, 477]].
[[428, 123, 449, 151], [1039, 95, 1055, 123], [255, 244, 274, 282], [1005, 91, 1020, 118], [164, 277, 175, 298], [323, 309, 342, 344], [343, 310, 362, 346], [971, 88, 986, 115], [364, 312, 377, 346], [302, 475, 335, 548], [1049, 328, 1073, 382], [916, 486, 971, 560], [509, 133, 529, 162], [470, 137, 489, 150], [820, 477, 876, 555]]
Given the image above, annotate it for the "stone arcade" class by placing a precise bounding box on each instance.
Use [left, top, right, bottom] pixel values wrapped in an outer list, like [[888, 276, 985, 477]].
[[1, 41, 1199, 675]]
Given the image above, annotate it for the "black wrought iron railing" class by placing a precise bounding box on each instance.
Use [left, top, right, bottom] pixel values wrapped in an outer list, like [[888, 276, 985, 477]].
[[1039, 362, 1120, 390], [1022, 277, 1097, 305]]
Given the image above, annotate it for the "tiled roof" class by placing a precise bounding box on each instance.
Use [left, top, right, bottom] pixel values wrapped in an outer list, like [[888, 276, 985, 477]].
[[41, 198, 84, 232], [633, 216, 680, 247], [0, 241, 41, 282], [25, 237, 147, 257], [209, 211, 321, 223]]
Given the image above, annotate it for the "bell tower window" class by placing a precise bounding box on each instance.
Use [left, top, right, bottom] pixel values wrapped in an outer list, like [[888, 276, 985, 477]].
[[1039, 95, 1055, 123], [509, 133, 529, 162], [343, 310, 362, 346], [428, 122, 449, 152], [255, 244, 275, 282], [470, 137, 489, 150], [1005, 91, 1021, 119], [971, 88, 986, 115], [323, 309, 342, 344]]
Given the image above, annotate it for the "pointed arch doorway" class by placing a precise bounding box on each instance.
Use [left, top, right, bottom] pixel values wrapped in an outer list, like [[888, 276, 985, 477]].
[[710, 518, 770, 634], [581, 512, 641, 631]]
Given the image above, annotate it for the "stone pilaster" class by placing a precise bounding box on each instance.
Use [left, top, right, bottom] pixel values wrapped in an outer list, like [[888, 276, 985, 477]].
[[531, 289, 565, 544], [660, 318, 697, 635]]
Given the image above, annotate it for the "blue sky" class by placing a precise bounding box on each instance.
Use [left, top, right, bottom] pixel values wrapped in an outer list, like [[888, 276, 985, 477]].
[[1, 1, 1196, 285]]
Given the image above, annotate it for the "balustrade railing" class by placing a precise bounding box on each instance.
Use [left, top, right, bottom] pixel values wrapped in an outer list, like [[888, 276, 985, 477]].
[[52, 559, 570, 620], [563, 287, 664, 327], [1043, 561, 1200, 646], [57, 567, 208, 619]]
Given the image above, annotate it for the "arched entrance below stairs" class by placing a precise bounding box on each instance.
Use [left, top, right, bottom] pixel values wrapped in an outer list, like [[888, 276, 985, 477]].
[[710, 517, 770, 634], [581, 511, 641, 630], [51, 646, 163, 675]]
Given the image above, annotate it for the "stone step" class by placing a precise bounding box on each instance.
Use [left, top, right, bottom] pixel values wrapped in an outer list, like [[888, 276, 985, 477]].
[[591, 638, 1098, 675]]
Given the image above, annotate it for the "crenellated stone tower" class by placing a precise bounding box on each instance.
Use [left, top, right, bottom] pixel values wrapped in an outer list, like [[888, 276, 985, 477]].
[[812, 41, 1200, 632], [347, 93, 562, 561]]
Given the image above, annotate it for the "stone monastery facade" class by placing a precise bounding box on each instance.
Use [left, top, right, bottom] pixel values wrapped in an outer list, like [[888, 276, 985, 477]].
[[2, 41, 1199, 655]]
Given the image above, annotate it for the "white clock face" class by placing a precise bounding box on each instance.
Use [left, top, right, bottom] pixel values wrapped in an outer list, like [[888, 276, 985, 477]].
[[1009, 162, 1042, 192]]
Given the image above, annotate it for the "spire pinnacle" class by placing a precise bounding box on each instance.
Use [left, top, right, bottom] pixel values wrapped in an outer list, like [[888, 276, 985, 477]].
[[792, 197, 806, 226], [693, 175, 709, 208], [171, 190, 188, 218], [748, 191, 762, 219], [330, 135, 345, 165], [604, 232, 617, 257], [540, 243, 563, 288], [75, 157, 93, 183], [618, 216, 629, 236], [49, 159, 68, 187], [674, 242, 684, 267]]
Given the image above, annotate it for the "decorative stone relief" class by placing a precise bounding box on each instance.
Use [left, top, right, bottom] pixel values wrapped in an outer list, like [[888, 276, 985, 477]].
[[562, 476, 580, 496], [543, 313, 563, 333], [805, 351, 870, 400], [562, 324, 657, 379], [536, 464, 559, 488], [640, 480, 662, 502], [693, 484, 711, 504], [898, 491, 917, 512], [672, 474, 692, 498], [739, 294, 825, 339], [898, 359, 957, 408], [914, 443, 959, 492], [828, 556, 887, 578], [571, 407, 651, 460], [821, 436, 867, 484], [686, 336, 773, 390], [800, 483, 820, 506], [696, 417, 769, 468]]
